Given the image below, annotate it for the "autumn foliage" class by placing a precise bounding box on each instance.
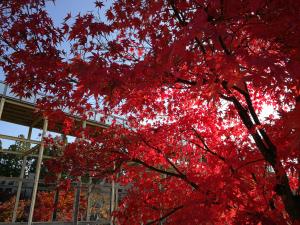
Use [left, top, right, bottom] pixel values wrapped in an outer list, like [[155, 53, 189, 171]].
[[0, 196, 27, 222], [1, 0, 300, 224], [0, 190, 84, 222]]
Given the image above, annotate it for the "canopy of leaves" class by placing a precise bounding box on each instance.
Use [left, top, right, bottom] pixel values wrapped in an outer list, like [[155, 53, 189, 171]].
[[1, 0, 300, 224]]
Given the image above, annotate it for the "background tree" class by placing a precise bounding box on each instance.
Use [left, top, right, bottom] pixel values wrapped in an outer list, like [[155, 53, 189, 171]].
[[0, 135, 45, 178], [0, 135, 26, 177]]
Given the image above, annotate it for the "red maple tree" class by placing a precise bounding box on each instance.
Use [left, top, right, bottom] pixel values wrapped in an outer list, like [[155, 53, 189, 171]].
[[1, 0, 300, 224]]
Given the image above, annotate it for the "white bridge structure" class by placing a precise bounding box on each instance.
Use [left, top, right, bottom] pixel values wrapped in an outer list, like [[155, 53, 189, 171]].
[[0, 81, 127, 225]]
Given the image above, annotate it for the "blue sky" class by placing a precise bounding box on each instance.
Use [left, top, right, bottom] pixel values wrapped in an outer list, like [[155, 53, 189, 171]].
[[46, 0, 97, 25], [0, 0, 108, 148]]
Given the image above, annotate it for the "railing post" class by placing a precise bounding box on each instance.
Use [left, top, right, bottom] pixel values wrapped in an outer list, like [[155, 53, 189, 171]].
[[52, 134, 67, 221], [12, 126, 32, 222], [113, 174, 119, 225], [28, 118, 48, 225], [86, 177, 92, 221], [115, 177, 119, 210], [110, 163, 116, 225], [110, 179, 115, 225], [0, 97, 5, 120], [73, 120, 86, 225], [51, 173, 61, 222], [73, 177, 81, 225]]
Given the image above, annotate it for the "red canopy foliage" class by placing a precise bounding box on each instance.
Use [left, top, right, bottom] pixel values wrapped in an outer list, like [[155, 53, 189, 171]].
[[1, 0, 300, 224]]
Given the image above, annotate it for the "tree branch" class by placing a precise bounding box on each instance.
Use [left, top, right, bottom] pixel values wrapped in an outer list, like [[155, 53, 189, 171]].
[[146, 205, 184, 225], [139, 135, 187, 180], [191, 129, 226, 162], [218, 35, 231, 55], [236, 158, 265, 171], [175, 78, 197, 86], [191, 128, 235, 173], [221, 83, 300, 220], [112, 141, 200, 190], [168, 0, 207, 54]]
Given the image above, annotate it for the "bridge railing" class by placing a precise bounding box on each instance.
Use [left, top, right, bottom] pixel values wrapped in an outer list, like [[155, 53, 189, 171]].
[[0, 81, 128, 127], [0, 80, 126, 224]]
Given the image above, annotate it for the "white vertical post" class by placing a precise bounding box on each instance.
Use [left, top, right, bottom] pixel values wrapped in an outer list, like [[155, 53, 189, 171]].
[[73, 177, 81, 225], [115, 180, 119, 210], [51, 172, 61, 222], [28, 118, 48, 225], [114, 176, 119, 225], [12, 126, 32, 222], [110, 163, 116, 225], [110, 179, 115, 225], [0, 97, 5, 120], [73, 120, 86, 225], [52, 134, 67, 221], [86, 177, 92, 221]]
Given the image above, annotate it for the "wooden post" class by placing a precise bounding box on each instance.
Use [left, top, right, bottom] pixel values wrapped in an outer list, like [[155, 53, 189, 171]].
[[110, 163, 116, 225], [28, 118, 48, 225], [110, 179, 115, 225], [86, 177, 92, 221], [0, 97, 5, 120], [113, 178, 119, 225], [73, 120, 86, 225], [52, 134, 67, 221], [115, 181, 119, 210], [73, 177, 81, 225], [51, 173, 61, 221], [12, 126, 32, 222]]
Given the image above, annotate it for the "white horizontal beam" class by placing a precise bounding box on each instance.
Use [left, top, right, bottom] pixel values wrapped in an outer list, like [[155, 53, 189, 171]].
[[0, 134, 40, 144], [0, 149, 53, 159]]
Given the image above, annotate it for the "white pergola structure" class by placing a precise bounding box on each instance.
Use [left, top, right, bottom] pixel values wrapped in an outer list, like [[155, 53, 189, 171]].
[[0, 81, 127, 225]]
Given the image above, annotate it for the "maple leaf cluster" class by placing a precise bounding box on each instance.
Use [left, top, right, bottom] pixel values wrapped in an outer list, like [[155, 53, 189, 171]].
[[1, 0, 300, 224]]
